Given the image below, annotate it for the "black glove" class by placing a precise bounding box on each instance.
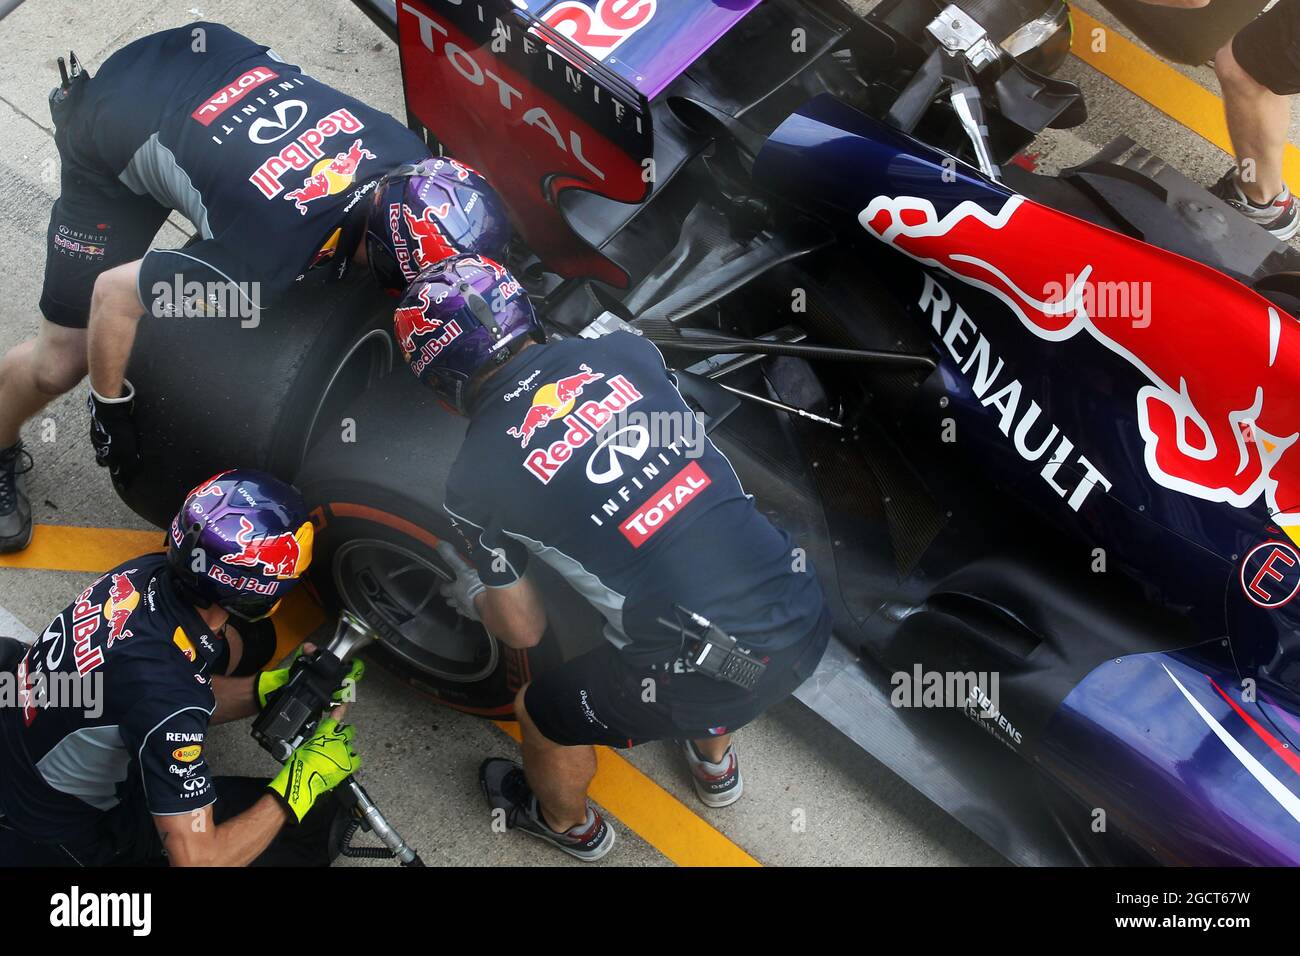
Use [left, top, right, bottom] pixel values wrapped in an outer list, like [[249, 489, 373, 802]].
[[88, 380, 141, 487]]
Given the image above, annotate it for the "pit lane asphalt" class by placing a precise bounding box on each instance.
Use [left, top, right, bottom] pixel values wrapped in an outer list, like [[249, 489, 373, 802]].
[[0, 0, 1292, 867]]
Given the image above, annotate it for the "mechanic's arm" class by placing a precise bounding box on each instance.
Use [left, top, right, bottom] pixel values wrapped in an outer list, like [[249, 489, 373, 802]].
[[153, 712, 359, 867], [154, 795, 289, 867], [478, 577, 547, 649], [435, 532, 547, 648], [86, 260, 146, 399], [209, 675, 259, 725]]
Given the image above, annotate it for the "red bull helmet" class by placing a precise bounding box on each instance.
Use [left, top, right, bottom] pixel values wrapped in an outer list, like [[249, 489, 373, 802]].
[[365, 156, 512, 292], [395, 254, 545, 413], [166, 469, 314, 621]]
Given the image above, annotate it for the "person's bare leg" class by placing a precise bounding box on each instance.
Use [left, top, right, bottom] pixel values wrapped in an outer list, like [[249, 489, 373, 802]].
[[1216, 38, 1292, 204], [691, 733, 733, 763], [515, 684, 596, 832], [0, 321, 89, 447]]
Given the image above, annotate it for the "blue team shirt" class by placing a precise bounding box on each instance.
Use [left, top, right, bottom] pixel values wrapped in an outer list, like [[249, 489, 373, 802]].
[[62, 23, 427, 312], [0, 554, 224, 844], [444, 331, 827, 665]]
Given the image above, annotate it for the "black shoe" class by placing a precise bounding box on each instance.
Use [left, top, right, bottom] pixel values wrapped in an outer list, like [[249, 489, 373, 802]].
[[0, 442, 32, 554], [1209, 169, 1299, 241], [478, 758, 616, 862]]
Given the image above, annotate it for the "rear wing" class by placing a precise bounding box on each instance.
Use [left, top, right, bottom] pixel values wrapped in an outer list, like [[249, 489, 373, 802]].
[[377, 0, 655, 287]]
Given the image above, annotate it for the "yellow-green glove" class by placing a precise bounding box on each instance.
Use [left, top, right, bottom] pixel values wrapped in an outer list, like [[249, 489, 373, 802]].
[[257, 653, 365, 709], [268, 718, 360, 823]]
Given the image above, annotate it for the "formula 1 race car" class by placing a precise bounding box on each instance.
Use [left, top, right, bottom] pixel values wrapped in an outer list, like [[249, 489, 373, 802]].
[[117, 0, 1300, 864]]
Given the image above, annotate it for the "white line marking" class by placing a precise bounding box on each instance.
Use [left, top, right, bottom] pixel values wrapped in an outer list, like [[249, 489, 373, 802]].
[[1163, 663, 1300, 825], [0, 603, 35, 644]]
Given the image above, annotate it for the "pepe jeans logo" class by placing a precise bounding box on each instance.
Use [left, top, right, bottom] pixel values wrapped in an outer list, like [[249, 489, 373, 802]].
[[504, 370, 544, 402]]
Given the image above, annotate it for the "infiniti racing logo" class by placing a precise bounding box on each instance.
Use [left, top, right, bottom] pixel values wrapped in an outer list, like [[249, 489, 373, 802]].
[[586, 425, 651, 484]]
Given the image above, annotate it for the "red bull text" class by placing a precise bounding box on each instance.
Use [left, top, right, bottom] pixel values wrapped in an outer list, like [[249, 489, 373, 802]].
[[249, 109, 366, 200], [518, 373, 644, 483]]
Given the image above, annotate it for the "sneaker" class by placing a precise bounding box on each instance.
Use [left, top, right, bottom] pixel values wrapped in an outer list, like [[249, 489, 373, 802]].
[[0, 442, 33, 554], [478, 758, 616, 862], [1209, 169, 1300, 241], [681, 740, 744, 808]]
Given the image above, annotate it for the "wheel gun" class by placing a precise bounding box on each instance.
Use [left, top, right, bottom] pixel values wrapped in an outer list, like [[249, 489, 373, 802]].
[[251, 610, 425, 867]]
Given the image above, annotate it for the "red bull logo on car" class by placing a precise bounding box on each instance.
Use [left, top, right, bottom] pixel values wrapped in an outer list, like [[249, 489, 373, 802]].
[[222, 517, 314, 579], [249, 109, 366, 200], [861, 193, 1300, 541], [284, 139, 376, 215]]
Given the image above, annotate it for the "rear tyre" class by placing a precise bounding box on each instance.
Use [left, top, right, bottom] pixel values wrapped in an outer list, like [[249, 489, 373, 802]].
[[118, 273, 396, 528], [295, 372, 561, 717]]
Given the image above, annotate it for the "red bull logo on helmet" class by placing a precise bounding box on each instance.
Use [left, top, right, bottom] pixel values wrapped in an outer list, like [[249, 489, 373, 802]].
[[861, 193, 1300, 540], [190, 471, 231, 502], [284, 139, 377, 215], [410, 320, 465, 377], [402, 205, 457, 274], [460, 255, 507, 281], [428, 156, 477, 182], [221, 517, 315, 580], [394, 285, 440, 356], [249, 109, 366, 200]]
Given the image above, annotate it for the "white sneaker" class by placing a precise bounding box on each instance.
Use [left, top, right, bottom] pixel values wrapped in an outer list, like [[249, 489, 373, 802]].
[[681, 740, 744, 808]]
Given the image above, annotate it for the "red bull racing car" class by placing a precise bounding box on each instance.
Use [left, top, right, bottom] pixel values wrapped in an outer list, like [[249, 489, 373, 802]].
[[116, 0, 1300, 864]]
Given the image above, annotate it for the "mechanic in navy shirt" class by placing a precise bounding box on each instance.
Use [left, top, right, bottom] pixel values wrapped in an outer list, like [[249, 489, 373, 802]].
[[395, 256, 831, 861], [0, 22, 513, 554], [0, 469, 363, 866]]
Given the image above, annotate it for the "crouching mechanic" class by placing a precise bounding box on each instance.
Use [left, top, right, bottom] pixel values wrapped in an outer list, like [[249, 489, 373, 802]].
[[396, 256, 832, 861], [0, 20, 512, 553], [0, 469, 363, 866]]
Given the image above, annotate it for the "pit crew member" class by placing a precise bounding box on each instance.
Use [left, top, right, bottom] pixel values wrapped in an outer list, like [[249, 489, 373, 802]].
[[397, 255, 832, 862], [0, 469, 363, 866], [0, 21, 511, 553]]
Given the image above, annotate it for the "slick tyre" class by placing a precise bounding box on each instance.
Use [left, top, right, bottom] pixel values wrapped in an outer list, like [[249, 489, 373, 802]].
[[294, 371, 565, 717], [117, 273, 397, 528]]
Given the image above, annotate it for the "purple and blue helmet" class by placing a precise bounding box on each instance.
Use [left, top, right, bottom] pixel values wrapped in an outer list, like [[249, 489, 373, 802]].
[[166, 469, 314, 621], [394, 254, 546, 413], [365, 156, 512, 292]]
